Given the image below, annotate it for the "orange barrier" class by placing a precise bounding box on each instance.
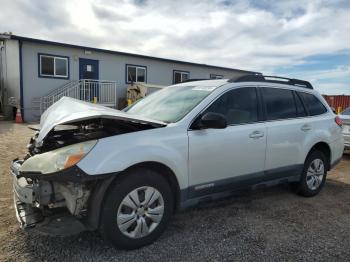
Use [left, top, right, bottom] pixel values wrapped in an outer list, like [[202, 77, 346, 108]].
[[15, 108, 23, 123]]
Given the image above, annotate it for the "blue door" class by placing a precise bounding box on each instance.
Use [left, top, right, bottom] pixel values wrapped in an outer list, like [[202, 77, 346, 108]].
[[79, 58, 99, 80], [79, 58, 99, 101]]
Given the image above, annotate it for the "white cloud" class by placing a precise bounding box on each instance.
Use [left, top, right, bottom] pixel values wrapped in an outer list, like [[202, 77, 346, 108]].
[[0, 0, 349, 93], [278, 65, 350, 94], [315, 82, 350, 95], [299, 66, 350, 82]]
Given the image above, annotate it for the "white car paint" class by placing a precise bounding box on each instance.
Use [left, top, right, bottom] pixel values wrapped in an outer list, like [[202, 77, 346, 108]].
[[78, 125, 189, 189], [339, 113, 350, 149], [188, 122, 267, 190], [76, 81, 343, 193]]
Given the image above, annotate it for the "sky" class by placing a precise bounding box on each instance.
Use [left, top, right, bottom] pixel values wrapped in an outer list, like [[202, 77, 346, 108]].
[[0, 0, 349, 94]]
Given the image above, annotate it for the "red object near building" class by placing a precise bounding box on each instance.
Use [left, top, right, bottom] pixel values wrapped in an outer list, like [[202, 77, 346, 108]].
[[15, 108, 23, 123], [323, 95, 350, 113]]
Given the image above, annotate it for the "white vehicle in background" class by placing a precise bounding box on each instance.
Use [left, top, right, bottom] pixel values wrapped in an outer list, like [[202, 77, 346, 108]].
[[339, 108, 350, 150], [11, 74, 344, 249]]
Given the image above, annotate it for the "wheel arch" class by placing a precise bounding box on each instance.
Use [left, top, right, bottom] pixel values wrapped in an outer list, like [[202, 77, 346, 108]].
[[305, 142, 331, 170], [124, 161, 182, 210], [85, 161, 182, 231]]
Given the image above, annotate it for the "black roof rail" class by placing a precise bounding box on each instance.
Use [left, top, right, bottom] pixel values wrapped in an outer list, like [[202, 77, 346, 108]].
[[228, 74, 313, 89], [180, 78, 211, 83]]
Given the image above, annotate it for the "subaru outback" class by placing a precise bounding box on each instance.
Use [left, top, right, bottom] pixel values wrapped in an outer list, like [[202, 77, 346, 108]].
[[11, 74, 344, 249]]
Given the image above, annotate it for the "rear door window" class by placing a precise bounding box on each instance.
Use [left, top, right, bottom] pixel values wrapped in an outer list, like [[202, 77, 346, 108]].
[[298, 92, 327, 116], [262, 87, 296, 120]]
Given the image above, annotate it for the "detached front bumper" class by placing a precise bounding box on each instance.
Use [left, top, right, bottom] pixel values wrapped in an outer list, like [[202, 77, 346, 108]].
[[11, 159, 87, 235], [11, 159, 43, 228]]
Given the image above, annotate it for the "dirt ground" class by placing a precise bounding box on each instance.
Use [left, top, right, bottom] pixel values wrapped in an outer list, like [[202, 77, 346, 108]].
[[0, 121, 350, 261]]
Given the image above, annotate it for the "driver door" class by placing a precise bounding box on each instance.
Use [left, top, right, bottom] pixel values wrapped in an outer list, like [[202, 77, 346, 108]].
[[187, 87, 267, 198]]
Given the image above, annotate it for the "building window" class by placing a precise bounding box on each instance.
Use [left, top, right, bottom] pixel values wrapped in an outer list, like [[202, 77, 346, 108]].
[[39, 54, 69, 79], [210, 74, 223, 79], [126, 64, 147, 83], [173, 70, 189, 84]]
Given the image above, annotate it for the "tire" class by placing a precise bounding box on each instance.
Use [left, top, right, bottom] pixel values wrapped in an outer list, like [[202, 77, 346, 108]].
[[297, 150, 327, 197], [100, 168, 174, 250]]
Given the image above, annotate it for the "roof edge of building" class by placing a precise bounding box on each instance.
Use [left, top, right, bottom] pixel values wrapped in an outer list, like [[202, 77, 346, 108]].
[[4, 34, 259, 74]]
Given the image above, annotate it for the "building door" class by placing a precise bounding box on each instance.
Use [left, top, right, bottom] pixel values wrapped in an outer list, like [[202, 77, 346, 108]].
[[79, 58, 99, 101], [79, 58, 99, 80]]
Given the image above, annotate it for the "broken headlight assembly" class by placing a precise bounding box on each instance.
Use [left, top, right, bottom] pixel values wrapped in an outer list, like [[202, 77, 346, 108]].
[[20, 140, 97, 174]]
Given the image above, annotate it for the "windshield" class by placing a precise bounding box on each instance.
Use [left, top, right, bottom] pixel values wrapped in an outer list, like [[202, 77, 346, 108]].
[[125, 85, 216, 123], [341, 108, 350, 115]]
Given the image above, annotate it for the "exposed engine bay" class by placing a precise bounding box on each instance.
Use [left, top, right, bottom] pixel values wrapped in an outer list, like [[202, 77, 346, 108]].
[[27, 118, 160, 155]]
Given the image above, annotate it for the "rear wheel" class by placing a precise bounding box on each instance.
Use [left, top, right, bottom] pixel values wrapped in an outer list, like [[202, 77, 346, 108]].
[[297, 150, 327, 197], [100, 168, 174, 249]]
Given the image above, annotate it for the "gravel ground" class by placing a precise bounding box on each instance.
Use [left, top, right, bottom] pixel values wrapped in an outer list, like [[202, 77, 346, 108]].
[[1, 121, 350, 262]]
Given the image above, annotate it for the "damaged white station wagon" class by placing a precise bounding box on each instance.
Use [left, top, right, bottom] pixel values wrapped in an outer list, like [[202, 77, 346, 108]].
[[11, 74, 344, 249]]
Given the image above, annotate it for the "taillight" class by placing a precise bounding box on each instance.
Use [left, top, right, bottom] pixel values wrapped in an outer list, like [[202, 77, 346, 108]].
[[335, 116, 343, 127]]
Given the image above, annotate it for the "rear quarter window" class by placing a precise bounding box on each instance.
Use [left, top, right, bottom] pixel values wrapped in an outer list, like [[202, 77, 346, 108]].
[[298, 92, 327, 116], [294, 92, 307, 117]]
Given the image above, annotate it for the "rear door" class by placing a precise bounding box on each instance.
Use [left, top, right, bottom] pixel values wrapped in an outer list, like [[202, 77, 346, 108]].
[[188, 86, 267, 198], [262, 87, 310, 180]]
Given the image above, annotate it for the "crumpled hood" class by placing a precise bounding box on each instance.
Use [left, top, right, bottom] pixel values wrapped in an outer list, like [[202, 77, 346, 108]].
[[36, 97, 166, 144]]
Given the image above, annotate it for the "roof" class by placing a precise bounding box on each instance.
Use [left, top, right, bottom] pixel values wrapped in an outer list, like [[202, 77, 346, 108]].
[[2, 34, 259, 74]]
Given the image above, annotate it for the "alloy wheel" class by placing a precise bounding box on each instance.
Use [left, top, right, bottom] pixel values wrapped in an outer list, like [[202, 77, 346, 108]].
[[306, 158, 325, 190]]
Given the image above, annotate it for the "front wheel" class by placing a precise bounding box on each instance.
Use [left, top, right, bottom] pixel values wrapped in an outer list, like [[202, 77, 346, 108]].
[[297, 150, 327, 197], [100, 168, 174, 249]]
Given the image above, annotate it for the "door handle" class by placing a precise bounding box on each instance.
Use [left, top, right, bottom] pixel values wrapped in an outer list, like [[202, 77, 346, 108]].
[[301, 124, 312, 132], [249, 131, 264, 139]]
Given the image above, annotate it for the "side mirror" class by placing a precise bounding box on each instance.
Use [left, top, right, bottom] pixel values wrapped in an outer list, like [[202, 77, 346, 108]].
[[198, 112, 227, 129]]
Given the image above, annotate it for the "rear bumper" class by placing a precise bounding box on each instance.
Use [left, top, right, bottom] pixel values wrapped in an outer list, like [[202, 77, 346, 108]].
[[329, 137, 344, 169], [330, 157, 342, 170], [343, 136, 350, 150]]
